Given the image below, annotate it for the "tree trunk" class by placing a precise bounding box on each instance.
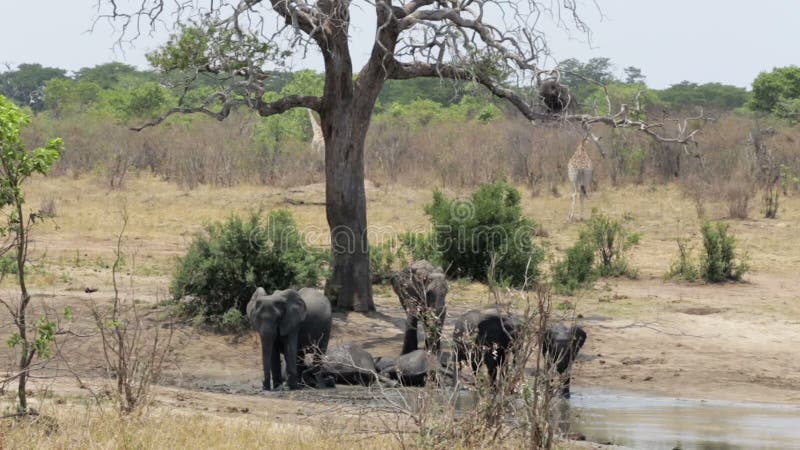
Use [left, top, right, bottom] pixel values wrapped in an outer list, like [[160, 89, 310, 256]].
[[323, 109, 375, 312]]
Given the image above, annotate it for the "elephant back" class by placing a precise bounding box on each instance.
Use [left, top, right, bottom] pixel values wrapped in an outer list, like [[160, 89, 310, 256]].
[[295, 288, 333, 354]]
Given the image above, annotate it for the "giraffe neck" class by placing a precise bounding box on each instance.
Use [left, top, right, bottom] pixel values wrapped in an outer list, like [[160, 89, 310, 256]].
[[308, 109, 323, 140]]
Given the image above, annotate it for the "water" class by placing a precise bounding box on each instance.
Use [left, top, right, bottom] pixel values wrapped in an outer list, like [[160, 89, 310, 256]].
[[565, 387, 800, 449]]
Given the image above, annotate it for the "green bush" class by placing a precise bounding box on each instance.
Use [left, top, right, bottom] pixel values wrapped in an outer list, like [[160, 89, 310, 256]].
[[370, 238, 399, 283], [369, 232, 441, 284], [552, 241, 596, 294], [218, 307, 250, 334], [666, 236, 700, 281], [579, 210, 640, 278], [700, 221, 748, 282], [171, 209, 327, 324], [426, 181, 543, 287]]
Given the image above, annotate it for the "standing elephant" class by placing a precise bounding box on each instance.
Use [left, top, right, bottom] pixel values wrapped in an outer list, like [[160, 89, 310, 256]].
[[542, 324, 587, 399], [247, 287, 332, 390], [391, 260, 448, 354], [452, 308, 520, 385]]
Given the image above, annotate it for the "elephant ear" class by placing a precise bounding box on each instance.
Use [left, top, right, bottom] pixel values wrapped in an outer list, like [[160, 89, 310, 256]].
[[246, 287, 267, 323], [279, 290, 307, 336], [571, 326, 587, 352]]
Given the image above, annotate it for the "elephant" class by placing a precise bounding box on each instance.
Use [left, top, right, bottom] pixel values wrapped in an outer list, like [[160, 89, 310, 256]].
[[320, 342, 378, 386], [542, 324, 587, 399], [390, 260, 448, 355], [247, 287, 332, 390], [378, 349, 454, 387], [452, 308, 520, 385]]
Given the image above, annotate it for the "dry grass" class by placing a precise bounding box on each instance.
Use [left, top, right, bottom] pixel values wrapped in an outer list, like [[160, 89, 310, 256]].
[[19, 175, 800, 285], [0, 401, 399, 450]]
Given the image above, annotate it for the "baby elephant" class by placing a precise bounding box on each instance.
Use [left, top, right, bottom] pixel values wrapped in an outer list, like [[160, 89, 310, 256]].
[[542, 324, 587, 399], [453, 308, 520, 385]]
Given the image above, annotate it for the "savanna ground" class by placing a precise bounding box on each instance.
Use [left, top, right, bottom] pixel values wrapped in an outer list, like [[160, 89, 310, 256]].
[[1, 174, 799, 448]]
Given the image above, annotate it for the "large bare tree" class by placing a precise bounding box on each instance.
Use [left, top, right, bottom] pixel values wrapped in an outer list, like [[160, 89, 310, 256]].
[[96, 0, 706, 311]]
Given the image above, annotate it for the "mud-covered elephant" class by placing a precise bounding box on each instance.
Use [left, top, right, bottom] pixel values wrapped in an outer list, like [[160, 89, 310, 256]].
[[542, 324, 587, 398], [390, 260, 448, 354], [247, 287, 332, 390], [320, 342, 378, 386], [453, 308, 520, 385], [377, 349, 454, 386]]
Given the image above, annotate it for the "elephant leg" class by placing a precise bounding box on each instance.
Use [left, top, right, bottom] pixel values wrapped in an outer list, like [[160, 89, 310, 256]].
[[402, 315, 419, 355], [284, 337, 300, 389], [270, 341, 283, 390], [259, 333, 278, 391], [487, 359, 498, 385]]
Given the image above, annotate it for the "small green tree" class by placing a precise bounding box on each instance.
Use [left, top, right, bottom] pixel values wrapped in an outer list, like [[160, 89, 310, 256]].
[[0, 95, 63, 412], [426, 181, 543, 287], [171, 209, 327, 324], [578, 210, 640, 278], [700, 221, 748, 282], [552, 241, 596, 294]]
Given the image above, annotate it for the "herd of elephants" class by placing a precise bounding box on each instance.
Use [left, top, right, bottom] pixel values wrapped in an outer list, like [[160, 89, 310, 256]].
[[246, 260, 587, 397]]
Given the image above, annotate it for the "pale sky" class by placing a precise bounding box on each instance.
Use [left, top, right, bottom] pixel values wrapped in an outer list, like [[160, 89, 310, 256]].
[[1, 0, 796, 89]]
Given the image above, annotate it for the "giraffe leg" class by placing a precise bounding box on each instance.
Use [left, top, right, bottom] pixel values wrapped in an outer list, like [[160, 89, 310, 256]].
[[579, 191, 585, 221], [569, 189, 577, 223]]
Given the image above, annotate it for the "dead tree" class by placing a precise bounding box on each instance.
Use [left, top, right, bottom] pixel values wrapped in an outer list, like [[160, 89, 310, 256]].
[[95, 0, 711, 311]]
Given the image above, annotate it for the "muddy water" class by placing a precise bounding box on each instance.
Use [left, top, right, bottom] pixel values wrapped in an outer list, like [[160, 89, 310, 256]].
[[565, 387, 800, 449]]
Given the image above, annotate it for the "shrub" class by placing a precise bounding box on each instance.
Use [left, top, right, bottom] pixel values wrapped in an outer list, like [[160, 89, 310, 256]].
[[370, 232, 441, 284], [666, 236, 700, 281], [219, 307, 250, 334], [171, 209, 327, 324], [579, 210, 640, 278], [700, 221, 748, 282], [426, 181, 544, 286], [370, 238, 399, 283], [552, 241, 596, 294]]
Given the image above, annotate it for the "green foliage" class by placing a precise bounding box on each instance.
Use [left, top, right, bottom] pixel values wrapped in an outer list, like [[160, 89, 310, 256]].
[[43, 78, 102, 116], [749, 66, 800, 114], [0, 63, 67, 111], [700, 221, 748, 282], [558, 57, 616, 100], [666, 236, 699, 281], [623, 66, 646, 84], [578, 210, 639, 278], [369, 232, 441, 284], [426, 181, 543, 286], [552, 241, 596, 295], [378, 78, 465, 107], [99, 82, 173, 122], [74, 62, 151, 89], [369, 238, 399, 283], [171, 210, 327, 323], [0, 95, 63, 208], [219, 307, 250, 334], [584, 82, 662, 118], [659, 81, 748, 111]]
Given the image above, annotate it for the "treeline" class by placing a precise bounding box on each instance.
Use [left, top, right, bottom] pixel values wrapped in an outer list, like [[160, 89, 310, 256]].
[[3, 59, 800, 220]]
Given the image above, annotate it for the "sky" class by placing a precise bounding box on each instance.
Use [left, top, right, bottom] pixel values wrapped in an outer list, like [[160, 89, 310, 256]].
[[0, 0, 797, 89]]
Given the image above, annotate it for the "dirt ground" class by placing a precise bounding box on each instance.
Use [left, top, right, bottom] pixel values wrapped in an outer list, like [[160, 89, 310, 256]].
[[2, 175, 799, 446]]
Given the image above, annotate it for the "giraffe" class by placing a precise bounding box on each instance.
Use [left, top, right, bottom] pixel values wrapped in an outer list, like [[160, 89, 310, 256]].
[[568, 136, 594, 222], [307, 108, 324, 154]]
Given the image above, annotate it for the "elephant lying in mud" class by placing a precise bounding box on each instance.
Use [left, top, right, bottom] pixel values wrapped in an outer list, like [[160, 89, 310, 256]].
[[452, 308, 520, 385], [247, 287, 332, 390], [319, 342, 378, 386], [542, 325, 587, 399], [391, 260, 448, 355], [377, 350, 455, 387], [312, 345, 453, 388]]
